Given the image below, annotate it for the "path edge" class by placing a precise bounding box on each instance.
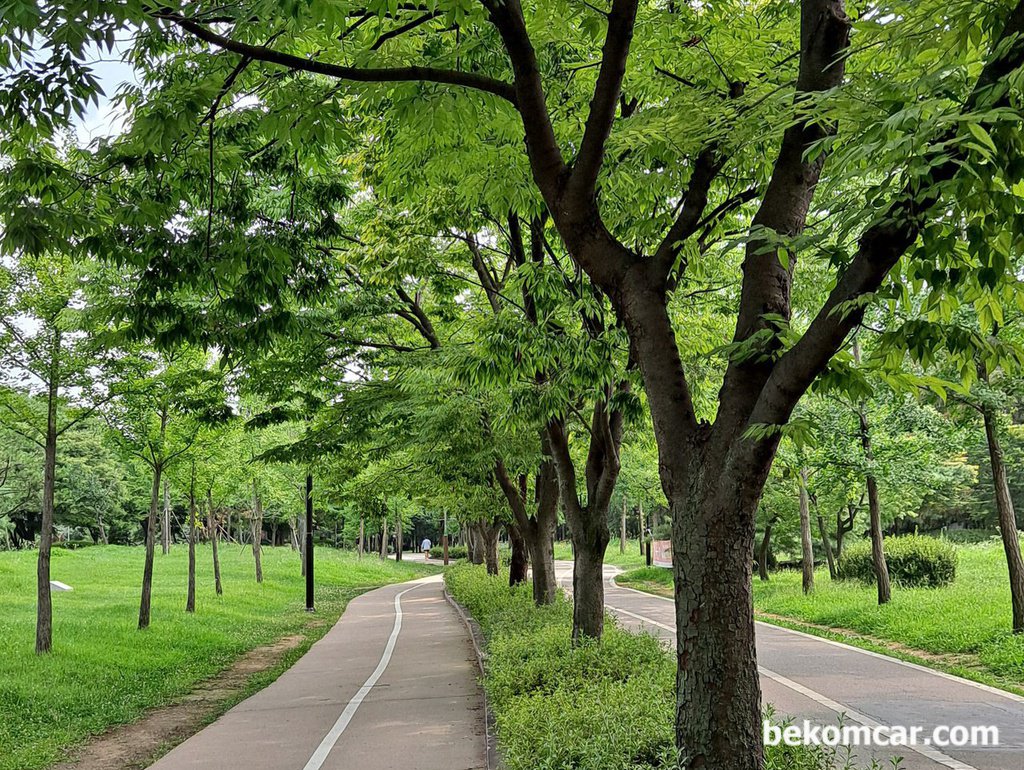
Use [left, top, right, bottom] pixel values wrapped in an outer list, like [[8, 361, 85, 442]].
[[444, 585, 500, 770], [609, 574, 1024, 703]]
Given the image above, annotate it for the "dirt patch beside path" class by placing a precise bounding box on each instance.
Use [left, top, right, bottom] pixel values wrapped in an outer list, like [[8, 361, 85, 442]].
[[51, 634, 307, 770]]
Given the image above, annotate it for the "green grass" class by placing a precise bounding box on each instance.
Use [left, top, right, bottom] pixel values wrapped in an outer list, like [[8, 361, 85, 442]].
[[615, 565, 673, 597], [619, 539, 1024, 689], [0, 544, 436, 770], [553, 539, 648, 569]]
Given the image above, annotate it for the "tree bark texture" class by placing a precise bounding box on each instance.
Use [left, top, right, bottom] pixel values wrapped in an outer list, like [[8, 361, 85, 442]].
[[798, 468, 815, 594], [983, 403, 1024, 633], [186, 486, 197, 613], [35, 355, 59, 654], [858, 403, 891, 605], [139, 463, 163, 630], [494, 453, 559, 604], [251, 480, 263, 584], [508, 521, 529, 586], [208, 489, 222, 596]]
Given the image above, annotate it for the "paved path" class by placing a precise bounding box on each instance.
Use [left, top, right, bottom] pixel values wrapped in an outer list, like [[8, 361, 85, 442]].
[[150, 575, 486, 770], [554, 562, 1024, 770]]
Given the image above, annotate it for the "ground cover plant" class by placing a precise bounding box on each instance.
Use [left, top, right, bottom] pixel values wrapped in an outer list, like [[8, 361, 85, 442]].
[[619, 539, 1024, 686], [0, 546, 435, 770], [445, 563, 870, 770]]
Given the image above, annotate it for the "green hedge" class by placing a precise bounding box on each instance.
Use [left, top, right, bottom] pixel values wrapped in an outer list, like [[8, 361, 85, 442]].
[[839, 535, 957, 588], [429, 544, 468, 560], [445, 563, 856, 770]]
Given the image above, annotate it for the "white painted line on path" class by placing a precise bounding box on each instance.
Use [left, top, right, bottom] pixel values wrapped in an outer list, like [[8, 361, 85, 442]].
[[302, 584, 420, 770], [605, 594, 978, 770]]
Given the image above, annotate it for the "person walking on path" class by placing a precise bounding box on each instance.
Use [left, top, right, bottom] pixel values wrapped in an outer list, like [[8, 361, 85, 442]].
[[420, 537, 432, 556]]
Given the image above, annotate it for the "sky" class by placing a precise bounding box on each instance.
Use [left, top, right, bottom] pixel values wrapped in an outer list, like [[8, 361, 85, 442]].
[[74, 41, 140, 143]]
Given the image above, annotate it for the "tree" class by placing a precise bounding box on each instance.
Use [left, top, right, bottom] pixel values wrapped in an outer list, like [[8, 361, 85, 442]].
[[0, 242, 109, 653], [8, 0, 1024, 763], [102, 347, 227, 629]]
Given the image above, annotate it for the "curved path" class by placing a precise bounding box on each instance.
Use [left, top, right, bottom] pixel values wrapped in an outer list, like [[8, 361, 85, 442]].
[[555, 561, 1024, 770], [149, 574, 486, 770]]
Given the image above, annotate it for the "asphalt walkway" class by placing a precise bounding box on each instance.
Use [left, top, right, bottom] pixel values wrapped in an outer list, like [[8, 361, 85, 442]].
[[554, 561, 1024, 770], [149, 574, 486, 770]]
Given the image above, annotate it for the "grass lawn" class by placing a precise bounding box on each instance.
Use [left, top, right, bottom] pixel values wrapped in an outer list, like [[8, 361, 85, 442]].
[[553, 538, 648, 569], [618, 540, 1024, 691], [0, 544, 436, 770]]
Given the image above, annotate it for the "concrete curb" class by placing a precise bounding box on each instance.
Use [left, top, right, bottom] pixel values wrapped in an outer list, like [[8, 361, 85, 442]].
[[444, 585, 500, 770]]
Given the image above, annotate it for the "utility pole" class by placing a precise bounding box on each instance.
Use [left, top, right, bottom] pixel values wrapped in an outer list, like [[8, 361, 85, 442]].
[[442, 509, 449, 565], [305, 473, 314, 612]]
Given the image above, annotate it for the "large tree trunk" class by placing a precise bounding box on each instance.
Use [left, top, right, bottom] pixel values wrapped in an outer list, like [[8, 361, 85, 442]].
[[508, 521, 528, 586], [208, 489, 222, 596], [983, 403, 1024, 633], [524, 524, 556, 603], [483, 522, 500, 576], [379, 516, 388, 560], [757, 516, 776, 582], [161, 479, 171, 555], [798, 467, 815, 594], [139, 462, 163, 630], [468, 522, 485, 566], [186, 482, 196, 613], [570, 522, 609, 640], [858, 404, 891, 604], [467, 524, 481, 564], [35, 363, 58, 654], [251, 480, 263, 584], [358, 514, 365, 559], [672, 468, 763, 770]]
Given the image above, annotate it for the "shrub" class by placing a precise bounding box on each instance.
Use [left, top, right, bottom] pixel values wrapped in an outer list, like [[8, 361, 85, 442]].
[[429, 544, 468, 560], [445, 563, 858, 770], [839, 535, 957, 588]]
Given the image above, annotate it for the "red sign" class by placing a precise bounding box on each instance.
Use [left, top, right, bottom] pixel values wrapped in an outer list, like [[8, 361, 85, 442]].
[[652, 540, 672, 568]]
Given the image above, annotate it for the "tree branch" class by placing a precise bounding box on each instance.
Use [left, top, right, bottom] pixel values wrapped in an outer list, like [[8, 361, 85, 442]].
[[713, 0, 850, 443], [748, 0, 1024, 434], [650, 146, 724, 284], [370, 11, 443, 51], [157, 12, 518, 104], [479, 0, 567, 201], [565, 0, 639, 205]]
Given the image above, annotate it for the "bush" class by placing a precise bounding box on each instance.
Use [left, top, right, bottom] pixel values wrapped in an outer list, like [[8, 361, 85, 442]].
[[429, 544, 468, 560], [445, 563, 857, 770], [839, 535, 957, 588]]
